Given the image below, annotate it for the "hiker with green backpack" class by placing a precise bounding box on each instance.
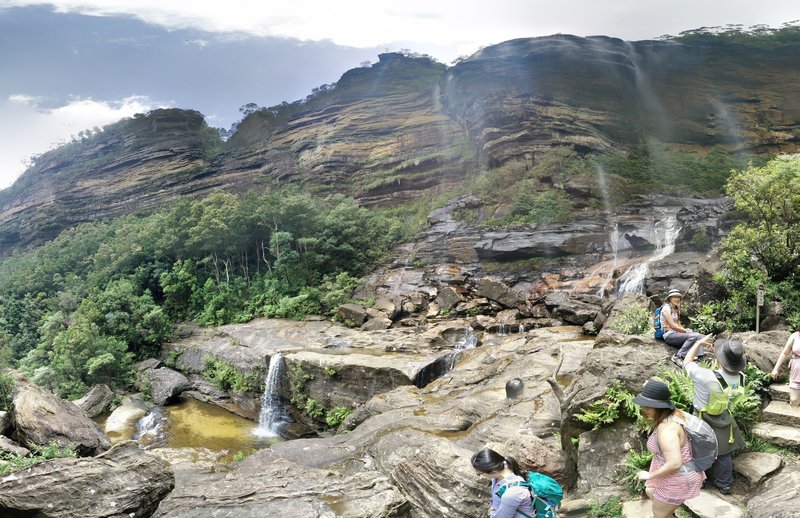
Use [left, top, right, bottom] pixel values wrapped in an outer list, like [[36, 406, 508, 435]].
[[683, 337, 747, 495], [471, 447, 563, 518]]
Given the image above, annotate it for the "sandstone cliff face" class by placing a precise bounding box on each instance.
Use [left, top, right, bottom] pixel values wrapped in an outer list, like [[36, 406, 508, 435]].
[[1, 36, 799, 251], [442, 35, 800, 165]]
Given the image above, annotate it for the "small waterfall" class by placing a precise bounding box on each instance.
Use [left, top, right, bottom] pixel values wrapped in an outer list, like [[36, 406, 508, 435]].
[[133, 407, 168, 449], [456, 326, 478, 350], [253, 353, 287, 438], [617, 212, 681, 295], [596, 222, 620, 298], [518, 324, 525, 334]]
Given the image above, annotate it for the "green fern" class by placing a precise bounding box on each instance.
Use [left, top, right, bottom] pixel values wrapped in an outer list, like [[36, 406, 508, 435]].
[[620, 449, 654, 495]]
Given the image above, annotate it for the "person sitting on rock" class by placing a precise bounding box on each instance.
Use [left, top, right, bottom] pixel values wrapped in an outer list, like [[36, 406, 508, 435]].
[[659, 288, 706, 367], [683, 337, 746, 495], [771, 322, 800, 408], [471, 448, 532, 518], [634, 379, 705, 518]]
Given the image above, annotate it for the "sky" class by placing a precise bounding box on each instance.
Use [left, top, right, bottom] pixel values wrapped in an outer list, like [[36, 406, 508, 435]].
[[1, 1, 798, 190]]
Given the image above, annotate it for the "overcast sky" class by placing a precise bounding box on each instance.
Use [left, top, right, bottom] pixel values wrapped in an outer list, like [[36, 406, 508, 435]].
[[1, 1, 798, 189]]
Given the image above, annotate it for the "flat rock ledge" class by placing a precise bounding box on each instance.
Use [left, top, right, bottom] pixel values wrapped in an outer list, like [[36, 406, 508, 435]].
[[684, 490, 743, 518], [732, 452, 783, 486]]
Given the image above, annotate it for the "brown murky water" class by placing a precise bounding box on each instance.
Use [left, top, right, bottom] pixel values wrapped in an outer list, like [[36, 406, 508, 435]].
[[164, 397, 271, 451]]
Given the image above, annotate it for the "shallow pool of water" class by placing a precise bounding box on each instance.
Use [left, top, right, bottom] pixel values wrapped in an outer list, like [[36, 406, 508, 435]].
[[165, 397, 275, 452]]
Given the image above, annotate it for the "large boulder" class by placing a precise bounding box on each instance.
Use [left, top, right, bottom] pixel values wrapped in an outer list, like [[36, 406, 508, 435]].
[[72, 384, 114, 418], [545, 292, 600, 325], [735, 330, 789, 374], [746, 470, 800, 518], [576, 420, 642, 496], [137, 363, 191, 405], [104, 394, 149, 442], [0, 441, 174, 517], [475, 279, 525, 309], [11, 377, 110, 456], [390, 439, 486, 517], [568, 330, 675, 421], [154, 455, 409, 517]]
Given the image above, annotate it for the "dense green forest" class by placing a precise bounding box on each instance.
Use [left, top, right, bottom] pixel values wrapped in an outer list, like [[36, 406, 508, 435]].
[[0, 190, 402, 397]]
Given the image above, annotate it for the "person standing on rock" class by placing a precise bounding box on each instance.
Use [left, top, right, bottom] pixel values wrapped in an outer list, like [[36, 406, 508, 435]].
[[659, 288, 707, 367], [634, 379, 705, 518], [683, 337, 746, 495], [770, 322, 800, 407], [471, 448, 533, 518]]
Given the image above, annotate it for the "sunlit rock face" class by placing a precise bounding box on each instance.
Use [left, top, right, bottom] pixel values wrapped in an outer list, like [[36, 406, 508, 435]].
[[1, 36, 799, 251]]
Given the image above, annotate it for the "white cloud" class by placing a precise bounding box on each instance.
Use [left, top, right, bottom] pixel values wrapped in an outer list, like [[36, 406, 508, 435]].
[[2, 0, 798, 61], [0, 95, 164, 189]]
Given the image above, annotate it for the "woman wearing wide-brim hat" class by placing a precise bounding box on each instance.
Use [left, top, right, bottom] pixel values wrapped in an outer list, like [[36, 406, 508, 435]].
[[634, 379, 705, 518]]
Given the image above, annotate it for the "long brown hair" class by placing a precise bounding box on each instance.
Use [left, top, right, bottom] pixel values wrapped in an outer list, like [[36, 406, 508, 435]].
[[649, 407, 687, 431]]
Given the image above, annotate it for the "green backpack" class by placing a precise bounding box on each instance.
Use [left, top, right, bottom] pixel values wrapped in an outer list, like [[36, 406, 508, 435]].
[[496, 471, 564, 518], [701, 371, 745, 444]]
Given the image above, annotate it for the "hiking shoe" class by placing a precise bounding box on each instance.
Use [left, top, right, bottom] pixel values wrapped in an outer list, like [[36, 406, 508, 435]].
[[718, 486, 732, 495], [670, 355, 684, 368]]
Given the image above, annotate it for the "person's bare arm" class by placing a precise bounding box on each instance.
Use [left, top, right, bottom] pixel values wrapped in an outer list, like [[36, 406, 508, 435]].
[[638, 422, 684, 480], [772, 335, 794, 379], [684, 334, 713, 365]]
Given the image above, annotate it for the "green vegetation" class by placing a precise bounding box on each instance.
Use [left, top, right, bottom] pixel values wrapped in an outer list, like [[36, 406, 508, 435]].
[[0, 188, 400, 398], [0, 441, 77, 475], [665, 23, 800, 48], [325, 406, 352, 428], [203, 357, 260, 393], [579, 363, 769, 434], [620, 449, 654, 495], [698, 154, 800, 331], [741, 433, 798, 460], [576, 380, 646, 431], [609, 303, 651, 336], [588, 497, 623, 518], [0, 370, 14, 411]]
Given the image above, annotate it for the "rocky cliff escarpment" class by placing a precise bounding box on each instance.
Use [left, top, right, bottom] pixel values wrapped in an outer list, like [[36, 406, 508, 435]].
[[2, 35, 799, 251]]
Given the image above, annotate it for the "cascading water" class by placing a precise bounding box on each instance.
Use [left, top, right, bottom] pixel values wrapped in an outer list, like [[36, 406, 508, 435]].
[[445, 326, 478, 371], [616, 212, 681, 295], [253, 353, 288, 438], [596, 222, 620, 298], [133, 407, 168, 449]]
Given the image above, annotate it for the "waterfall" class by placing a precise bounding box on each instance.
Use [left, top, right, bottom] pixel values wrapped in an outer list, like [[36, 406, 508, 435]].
[[133, 407, 167, 449], [253, 353, 287, 438], [446, 326, 478, 371], [617, 212, 681, 295], [596, 222, 620, 298]]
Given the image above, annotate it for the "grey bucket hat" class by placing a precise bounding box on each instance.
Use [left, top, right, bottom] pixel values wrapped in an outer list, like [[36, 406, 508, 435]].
[[715, 339, 746, 373]]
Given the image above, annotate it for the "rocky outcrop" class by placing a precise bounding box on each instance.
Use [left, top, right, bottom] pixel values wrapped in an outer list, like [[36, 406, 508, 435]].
[[11, 374, 110, 456], [157, 458, 409, 517], [136, 361, 191, 405], [72, 384, 114, 418], [2, 35, 797, 252], [0, 441, 174, 517], [746, 470, 800, 518], [104, 394, 149, 442]]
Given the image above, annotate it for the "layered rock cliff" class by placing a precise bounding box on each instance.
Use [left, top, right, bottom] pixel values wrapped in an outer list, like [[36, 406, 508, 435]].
[[1, 35, 799, 251]]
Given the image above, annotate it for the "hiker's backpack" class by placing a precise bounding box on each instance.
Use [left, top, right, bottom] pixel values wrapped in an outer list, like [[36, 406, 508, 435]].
[[497, 471, 564, 518], [666, 413, 718, 473], [653, 306, 665, 340], [703, 372, 746, 417]]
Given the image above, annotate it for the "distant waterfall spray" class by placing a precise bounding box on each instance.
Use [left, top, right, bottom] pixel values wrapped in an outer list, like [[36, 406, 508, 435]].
[[617, 212, 681, 295], [253, 353, 287, 438], [596, 222, 620, 298]]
